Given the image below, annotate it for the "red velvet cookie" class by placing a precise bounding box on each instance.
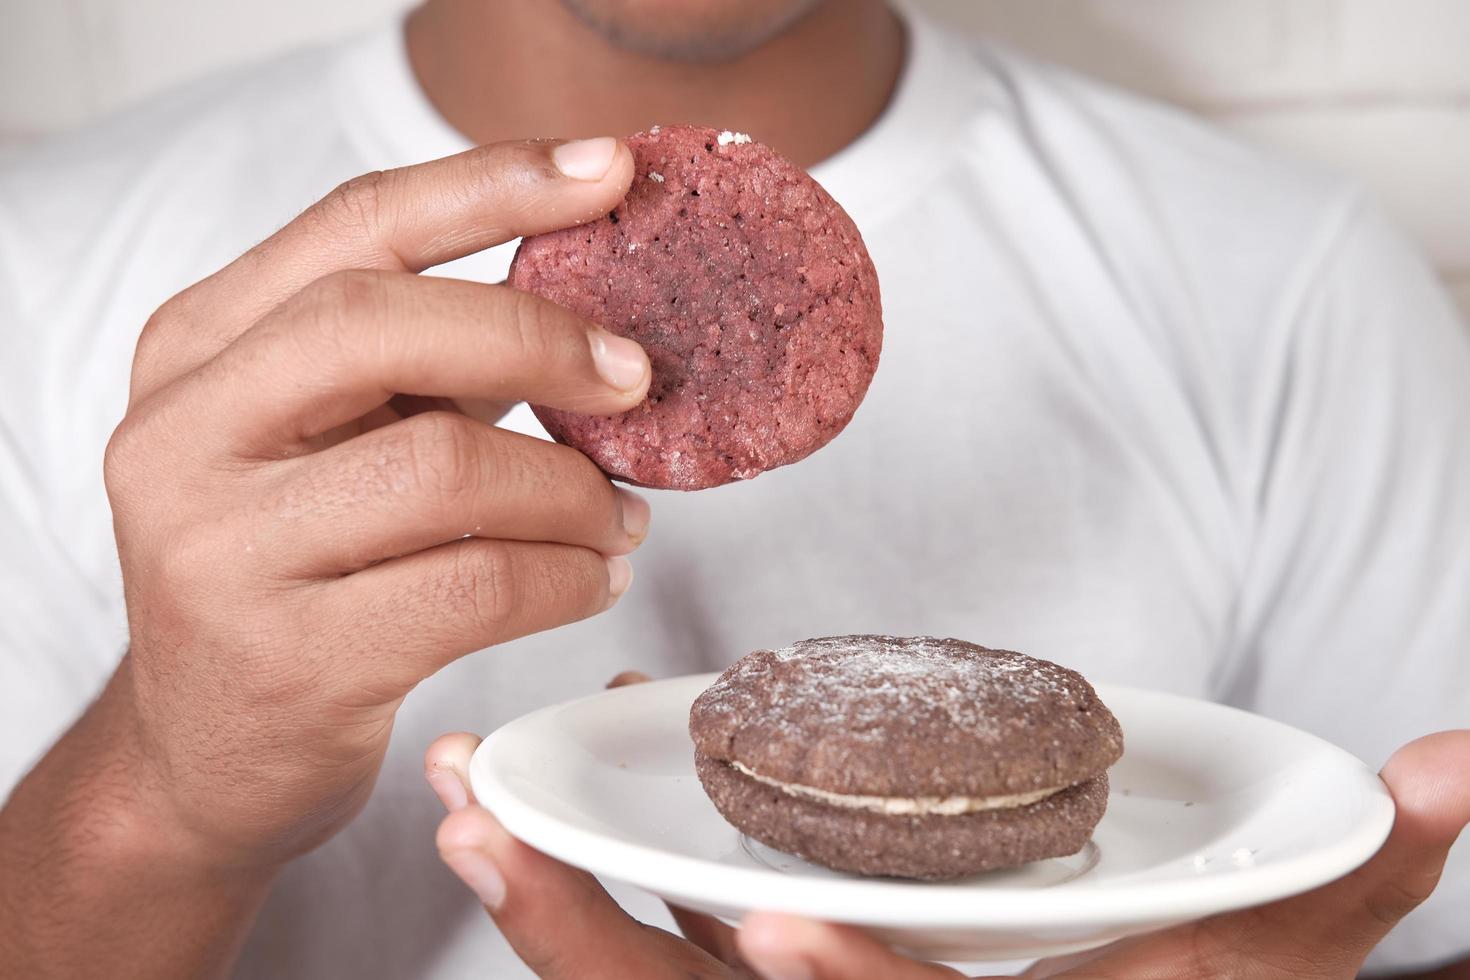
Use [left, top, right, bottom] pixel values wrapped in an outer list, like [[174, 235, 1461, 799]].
[[508, 126, 883, 490]]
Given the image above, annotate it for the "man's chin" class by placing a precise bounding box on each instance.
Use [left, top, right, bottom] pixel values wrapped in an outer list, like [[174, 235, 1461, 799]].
[[556, 0, 825, 63]]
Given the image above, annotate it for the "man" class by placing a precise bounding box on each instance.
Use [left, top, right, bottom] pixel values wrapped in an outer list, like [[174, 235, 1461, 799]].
[[0, 0, 1466, 976]]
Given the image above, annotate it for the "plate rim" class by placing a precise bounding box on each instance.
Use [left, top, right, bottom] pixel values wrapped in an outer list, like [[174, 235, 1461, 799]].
[[470, 675, 1395, 929]]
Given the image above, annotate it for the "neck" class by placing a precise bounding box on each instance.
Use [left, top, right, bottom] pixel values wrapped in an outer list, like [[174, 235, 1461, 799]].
[[405, 0, 904, 168]]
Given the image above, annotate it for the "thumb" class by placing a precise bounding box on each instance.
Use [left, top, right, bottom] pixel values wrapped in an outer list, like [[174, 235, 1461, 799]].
[[436, 805, 705, 978], [1320, 730, 1470, 957], [1050, 731, 1470, 980]]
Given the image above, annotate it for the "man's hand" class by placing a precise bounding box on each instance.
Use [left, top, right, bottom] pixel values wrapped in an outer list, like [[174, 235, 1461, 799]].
[[427, 679, 1470, 979], [103, 134, 654, 866], [0, 136, 650, 978]]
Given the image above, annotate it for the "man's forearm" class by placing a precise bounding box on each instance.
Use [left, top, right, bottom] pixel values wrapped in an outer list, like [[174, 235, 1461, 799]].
[[0, 667, 275, 979]]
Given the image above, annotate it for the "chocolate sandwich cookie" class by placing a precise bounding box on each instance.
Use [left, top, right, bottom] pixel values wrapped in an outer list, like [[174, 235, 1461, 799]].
[[508, 126, 883, 490], [689, 636, 1124, 879]]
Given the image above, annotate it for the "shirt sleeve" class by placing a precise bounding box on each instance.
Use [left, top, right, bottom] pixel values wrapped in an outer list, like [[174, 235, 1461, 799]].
[[1218, 195, 1470, 973]]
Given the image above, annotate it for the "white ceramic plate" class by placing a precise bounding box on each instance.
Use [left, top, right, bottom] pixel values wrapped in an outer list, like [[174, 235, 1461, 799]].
[[470, 675, 1393, 962]]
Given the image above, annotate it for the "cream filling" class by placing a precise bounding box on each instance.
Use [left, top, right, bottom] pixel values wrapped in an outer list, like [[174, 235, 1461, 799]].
[[729, 762, 1065, 816]]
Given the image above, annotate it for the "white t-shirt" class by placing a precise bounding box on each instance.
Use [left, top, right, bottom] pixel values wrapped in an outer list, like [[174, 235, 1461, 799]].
[[2, 8, 1468, 978]]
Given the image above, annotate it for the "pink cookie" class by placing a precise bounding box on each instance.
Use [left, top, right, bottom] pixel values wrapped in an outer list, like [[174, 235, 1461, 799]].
[[508, 126, 883, 490]]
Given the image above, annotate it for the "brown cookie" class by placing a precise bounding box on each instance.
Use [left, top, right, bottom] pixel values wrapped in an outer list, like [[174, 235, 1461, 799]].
[[508, 126, 883, 490], [689, 636, 1123, 879]]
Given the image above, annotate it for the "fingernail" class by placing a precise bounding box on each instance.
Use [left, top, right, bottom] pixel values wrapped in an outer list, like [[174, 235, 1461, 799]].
[[442, 848, 507, 910], [617, 488, 651, 544], [589, 331, 649, 393], [743, 949, 814, 980], [606, 556, 634, 604], [607, 670, 652, 689], [426, 768, 468, 813], [553, 136, 619, 181]]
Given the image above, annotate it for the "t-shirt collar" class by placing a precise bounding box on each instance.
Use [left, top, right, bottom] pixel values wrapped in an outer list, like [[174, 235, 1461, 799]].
[[336, 1, 981, 231]]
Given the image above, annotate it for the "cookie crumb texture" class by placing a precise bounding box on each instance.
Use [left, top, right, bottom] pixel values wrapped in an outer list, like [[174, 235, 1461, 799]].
[[509, 126, 883, 490]]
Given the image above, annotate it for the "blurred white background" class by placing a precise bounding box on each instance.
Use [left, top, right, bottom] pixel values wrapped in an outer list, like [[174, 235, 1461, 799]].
[[1, 0, 1466, 318]]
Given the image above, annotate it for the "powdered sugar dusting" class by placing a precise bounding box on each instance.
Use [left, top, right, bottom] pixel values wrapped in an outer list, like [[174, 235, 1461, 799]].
[[717, 130, 752, 146], [691, 635, 1122, 798], [763, 636, 1078, 732], [698, 636, 1089, 743]]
